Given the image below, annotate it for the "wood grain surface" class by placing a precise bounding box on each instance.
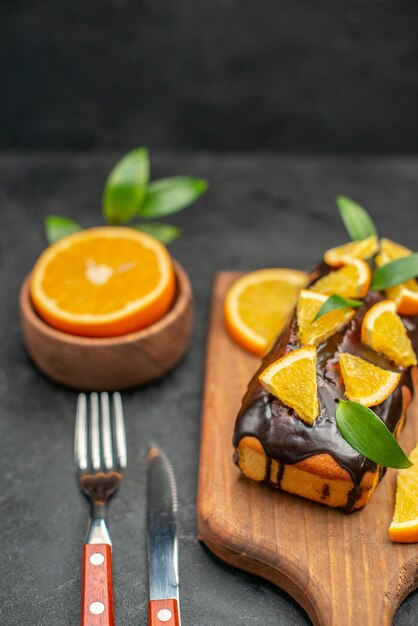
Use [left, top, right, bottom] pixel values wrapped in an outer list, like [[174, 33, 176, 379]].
[[197, 272, 418, 626], [81, 544, 114, 626], [148, 599, 180, 626]]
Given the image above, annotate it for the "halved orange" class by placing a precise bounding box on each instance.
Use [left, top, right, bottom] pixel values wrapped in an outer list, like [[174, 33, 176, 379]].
[[389, 441, 418, 543], [361, 300, 417, 368], [311, 258, 371, 299], [339, 353, 400, 406], [259, 345, 319, 424], [30, 226, 176, 337], [324, 235, 379, 268], [376, 238, 418, 316], [224, 269, 309, 356], [296, 289, 355, 346]]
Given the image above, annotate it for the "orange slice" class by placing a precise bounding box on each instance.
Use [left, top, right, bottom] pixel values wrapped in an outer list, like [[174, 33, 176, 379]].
[[386, 280, 418, 317], [224, 269, 309, 356], [296, 289, 355, 346], [386, 280, 418, 316], [376, 238, 412, 265], [361, 300, 417, 367], [30, 226, 176, 337], [311, 258, 371, 299], [376, 238, 418, 316], [259, 345, 319, 424], [339, 353, 400, 407], [389, 441, 418, 543], [324, 235, 379, 267]]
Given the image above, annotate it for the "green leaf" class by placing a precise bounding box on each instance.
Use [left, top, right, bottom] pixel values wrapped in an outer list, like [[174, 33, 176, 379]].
[[139, 176, 208, 218], [313, 294, 362, 321], [103, 147, 150, 224], [371, 254, 418, 291], [44, 215, 83, 244], [336, 196, 378, 241], [336, 401, 412, 469], [132, 222, 182, 245]]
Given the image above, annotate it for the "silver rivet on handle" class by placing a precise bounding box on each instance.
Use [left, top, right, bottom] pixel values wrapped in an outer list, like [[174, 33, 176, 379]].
[[90, 601, 105, 615], [90, 553, 105, 566], [157, 608, 173, 622]]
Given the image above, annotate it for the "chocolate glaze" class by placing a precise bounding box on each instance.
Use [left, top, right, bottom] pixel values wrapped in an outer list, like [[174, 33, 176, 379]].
[[233, 282, 418, 513]]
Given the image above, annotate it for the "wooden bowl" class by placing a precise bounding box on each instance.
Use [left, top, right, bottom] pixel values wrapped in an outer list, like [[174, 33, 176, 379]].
[[19, 261, 193, 391]]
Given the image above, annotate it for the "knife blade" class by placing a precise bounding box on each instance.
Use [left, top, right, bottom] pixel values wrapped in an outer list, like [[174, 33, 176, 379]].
[[147, 444, 181, 626]]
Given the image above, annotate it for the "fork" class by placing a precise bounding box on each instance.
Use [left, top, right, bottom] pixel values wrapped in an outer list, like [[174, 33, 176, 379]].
[[74, 391, 127, 626]]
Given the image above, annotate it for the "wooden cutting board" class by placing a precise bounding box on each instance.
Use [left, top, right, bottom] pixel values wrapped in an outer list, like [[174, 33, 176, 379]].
[[197, 272, 418, 626]]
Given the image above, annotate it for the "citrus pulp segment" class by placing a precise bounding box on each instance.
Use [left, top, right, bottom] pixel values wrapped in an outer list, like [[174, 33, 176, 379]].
[[311, 258, 371, 299], [224, 268, 309, 356], [361, 300, 417, 368], [389, 442, 418, 543], [338, 353, 400, 407], [259, 345, 319, 424], [324, 235, 379, 267], [375, 238, 418, 315], [296, 289, 355, 346]]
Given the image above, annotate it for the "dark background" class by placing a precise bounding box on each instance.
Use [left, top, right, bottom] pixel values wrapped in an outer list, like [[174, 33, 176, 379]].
[[1, 152, 418, 625], [1, 0, 417, 152], [1, 4, 418, 626]]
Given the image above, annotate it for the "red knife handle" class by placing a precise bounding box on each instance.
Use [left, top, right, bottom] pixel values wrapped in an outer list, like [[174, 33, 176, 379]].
[[81, 544, 114, 626], [148, 599, 180, 626]]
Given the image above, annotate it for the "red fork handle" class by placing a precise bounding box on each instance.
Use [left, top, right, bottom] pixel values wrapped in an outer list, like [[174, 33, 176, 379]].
[[148, 599, 180, 626], [81, 544, 114, 626]]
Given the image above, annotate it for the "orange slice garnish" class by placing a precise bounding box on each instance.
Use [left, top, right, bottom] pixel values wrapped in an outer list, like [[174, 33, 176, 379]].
[[296, 289, 355, 346], [339, 353, 400, 407], [30, 226, 176, 337], [324, 235, 379, 268], [259, 345, 318, 424], [224, 269, 309, 356], [389, 441, 418, 543], [385, 280, 418, 317], [361, 300, 417, 367], [376, 238, 418, 316], [311, 258, 371, 299], [376, 238, 412, 265]]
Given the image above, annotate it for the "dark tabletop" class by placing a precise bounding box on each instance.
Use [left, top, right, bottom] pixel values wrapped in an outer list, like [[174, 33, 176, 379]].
[[0, 151, 417, 625]]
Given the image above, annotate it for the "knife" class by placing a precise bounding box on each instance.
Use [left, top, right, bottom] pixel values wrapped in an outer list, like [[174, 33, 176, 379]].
[[147, 444, 181, 626]]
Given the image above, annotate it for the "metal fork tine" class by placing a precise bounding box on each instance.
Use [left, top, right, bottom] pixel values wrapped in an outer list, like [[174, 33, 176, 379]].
[[90, 392, 101, 470], [113, 392, 127, 469], [101, 392, 113, 470], [75, 393, 88, 470]]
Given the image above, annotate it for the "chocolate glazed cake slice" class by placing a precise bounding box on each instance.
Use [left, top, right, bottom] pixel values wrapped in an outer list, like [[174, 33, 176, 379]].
[[233, 291, 418, 513]]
